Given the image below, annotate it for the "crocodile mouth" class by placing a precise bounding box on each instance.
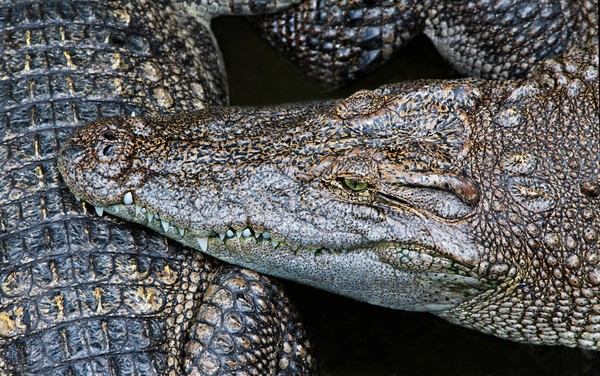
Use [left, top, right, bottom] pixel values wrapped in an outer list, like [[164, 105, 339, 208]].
[[87, 197, 475, 273]]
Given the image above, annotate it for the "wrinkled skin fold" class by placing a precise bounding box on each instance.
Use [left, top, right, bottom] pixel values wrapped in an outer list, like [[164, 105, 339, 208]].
[[59, 44, 599, 349]]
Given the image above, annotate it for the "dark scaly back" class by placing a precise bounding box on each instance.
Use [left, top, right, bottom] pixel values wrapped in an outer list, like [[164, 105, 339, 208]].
[[0, 2, 218, 374], [441, 45, 600, 348], [0, 1, 315, 374], [255, 0, 597, 87]]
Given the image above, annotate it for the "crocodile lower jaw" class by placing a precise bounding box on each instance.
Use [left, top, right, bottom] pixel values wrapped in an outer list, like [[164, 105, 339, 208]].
[[81, 198, 484, 312]]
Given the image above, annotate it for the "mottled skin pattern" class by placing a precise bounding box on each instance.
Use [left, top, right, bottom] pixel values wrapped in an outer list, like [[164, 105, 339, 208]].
[[255, 0, 598, 88], [0, 1, 316, 375], [59, 38, 599, 351]]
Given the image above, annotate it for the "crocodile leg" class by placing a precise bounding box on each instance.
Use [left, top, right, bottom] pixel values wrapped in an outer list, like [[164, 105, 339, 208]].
[[0, 1, 315, 374], [186, 265, 314, 374]]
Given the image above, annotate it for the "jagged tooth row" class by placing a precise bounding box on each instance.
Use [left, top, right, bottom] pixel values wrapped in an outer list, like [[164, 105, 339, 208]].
[[91, 192, 284, 252], [106, 195, 308, 252]]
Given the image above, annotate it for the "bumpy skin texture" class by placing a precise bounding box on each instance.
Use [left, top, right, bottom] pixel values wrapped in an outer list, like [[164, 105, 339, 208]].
[[59, 40, 599, 350], [0, 1, 315, 375], [255, 0, 598, 87]]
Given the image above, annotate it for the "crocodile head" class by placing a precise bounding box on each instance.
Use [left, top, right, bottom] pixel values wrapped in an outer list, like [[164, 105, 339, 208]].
[[59, 80, 495, 311]]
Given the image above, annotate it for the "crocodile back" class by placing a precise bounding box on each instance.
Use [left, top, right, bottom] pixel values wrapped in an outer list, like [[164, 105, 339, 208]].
[[0, 1, 225, 373]]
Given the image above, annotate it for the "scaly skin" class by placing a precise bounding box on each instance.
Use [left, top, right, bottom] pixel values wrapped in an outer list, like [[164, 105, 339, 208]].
[[58, 40, 599, 350], [0, 1, 316, 374], [255, 0, 598, 87]]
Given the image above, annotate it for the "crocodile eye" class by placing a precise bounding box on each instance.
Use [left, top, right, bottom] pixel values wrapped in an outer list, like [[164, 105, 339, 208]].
[[343, 178, 369, 191]]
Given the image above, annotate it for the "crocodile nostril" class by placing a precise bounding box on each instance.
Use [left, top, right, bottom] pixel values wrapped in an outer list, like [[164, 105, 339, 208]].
[[102, 145, 115, 157], [102, 132, 116, 141]]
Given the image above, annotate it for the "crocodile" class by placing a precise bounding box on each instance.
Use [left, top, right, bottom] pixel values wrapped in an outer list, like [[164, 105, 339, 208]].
[[0, 1, 318, 374], [59, 3, 599, 353]]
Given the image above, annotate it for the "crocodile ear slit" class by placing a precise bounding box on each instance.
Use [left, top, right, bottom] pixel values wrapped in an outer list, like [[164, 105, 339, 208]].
[[391, 172, 480, 207]]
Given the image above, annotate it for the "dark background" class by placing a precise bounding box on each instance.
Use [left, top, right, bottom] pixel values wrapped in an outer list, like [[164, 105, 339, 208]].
[[211, 16, 599, 376]]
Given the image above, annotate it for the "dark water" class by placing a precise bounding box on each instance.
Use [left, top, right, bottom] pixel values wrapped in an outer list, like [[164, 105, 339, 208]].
[[212, 17, 599, 376]]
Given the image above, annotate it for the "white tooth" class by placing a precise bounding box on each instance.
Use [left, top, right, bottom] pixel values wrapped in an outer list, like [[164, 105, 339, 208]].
[[262, 232, 270, 240], [131, 111, 136, 116], [255, 232, 260, 238], [94, 206, 104, 216], [197, 237, 208, 252], [147, 213, 153, 223], [226, 230, 234, 238], [154, 213, 159, 220], [219, 233, 226, 241], [161, 220, 169, 232], [242, 228, 252, 238], [271, 240, 279, 248], [123, 192, 133, 205], [75, 196, 81, 202], [135, 206, 142, 216], [235, 230, 242, 238], [178, 228, 185, 236], [140, 207, 147, 214], [113, 205, 120, 213]]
